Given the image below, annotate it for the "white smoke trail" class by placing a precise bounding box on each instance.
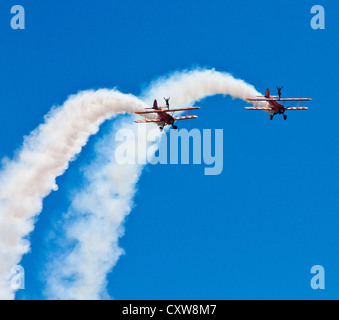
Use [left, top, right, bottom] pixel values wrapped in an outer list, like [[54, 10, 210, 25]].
[[45, 68, 262, 300], [141, 68, 263, 106], [0, 89, 147, 300], [44, 119, 152, 300]]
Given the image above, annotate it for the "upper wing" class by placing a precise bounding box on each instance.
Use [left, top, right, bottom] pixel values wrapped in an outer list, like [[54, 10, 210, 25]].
[[278, 98, 312, 101], [134, 116, 198, 123], [135, 107, 200, 115], [173, 115, 198, 121], [285, 107, 309, 110], [244, 107, 271, 110], [246, 98, 312, 102]]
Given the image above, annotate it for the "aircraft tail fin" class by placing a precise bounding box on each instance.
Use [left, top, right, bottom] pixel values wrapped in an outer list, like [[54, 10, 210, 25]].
[[153, 99, 159, 110], [265, 88, 270, 98]]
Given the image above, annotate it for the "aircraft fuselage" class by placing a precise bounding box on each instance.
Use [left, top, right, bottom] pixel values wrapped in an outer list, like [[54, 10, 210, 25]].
[[268, 100, 286, 115]]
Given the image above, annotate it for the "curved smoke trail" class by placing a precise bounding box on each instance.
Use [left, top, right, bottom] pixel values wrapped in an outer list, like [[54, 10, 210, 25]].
[[141, 68, 262, 106], [0, 89, 147, 299], [45, 68, 263, 299]]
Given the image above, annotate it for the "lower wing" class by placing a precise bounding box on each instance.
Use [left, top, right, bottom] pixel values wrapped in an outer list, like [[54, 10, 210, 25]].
[[285, 107, 309, 110], [173, 115, 198, 121], [134, 119, 163, 123]]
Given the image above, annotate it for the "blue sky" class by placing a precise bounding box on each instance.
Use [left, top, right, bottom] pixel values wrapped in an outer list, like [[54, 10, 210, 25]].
[[0, 0, 338, 299]]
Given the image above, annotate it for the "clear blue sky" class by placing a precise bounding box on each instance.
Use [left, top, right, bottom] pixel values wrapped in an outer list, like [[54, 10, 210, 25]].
[[0, 0, 338, 299]]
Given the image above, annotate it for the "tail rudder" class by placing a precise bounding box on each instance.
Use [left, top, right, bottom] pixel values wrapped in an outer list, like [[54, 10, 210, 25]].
[[265, 88, 270, 98], [153, 99, 158, 110]]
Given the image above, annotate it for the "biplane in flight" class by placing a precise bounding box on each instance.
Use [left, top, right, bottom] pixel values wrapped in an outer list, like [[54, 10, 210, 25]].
[[245, 87, 312, 120], [134, 98, 201, 131]]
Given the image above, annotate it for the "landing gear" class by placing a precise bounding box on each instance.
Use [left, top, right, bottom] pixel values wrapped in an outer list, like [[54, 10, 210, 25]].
[[172, 125, 178, 130], [283, 114, 287, 120], [159, 127, 163, 132], [270, 115, 273, 120]]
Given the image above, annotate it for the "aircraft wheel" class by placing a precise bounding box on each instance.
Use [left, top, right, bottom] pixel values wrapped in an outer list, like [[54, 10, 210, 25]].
[[283, 115, 287, 120], [173, 125, 178, 130], [159, 127, 163, 132], [270, 115, 273, 120]]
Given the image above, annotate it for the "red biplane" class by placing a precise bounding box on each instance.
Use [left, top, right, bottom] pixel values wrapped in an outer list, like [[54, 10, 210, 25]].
[[134, 98, 201, 131], [245, 88, 312, 120]]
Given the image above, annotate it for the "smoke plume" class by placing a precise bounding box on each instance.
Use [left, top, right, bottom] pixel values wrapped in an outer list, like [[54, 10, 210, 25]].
[[0, 89, 147, 299], [45, 68, 263, 299]]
